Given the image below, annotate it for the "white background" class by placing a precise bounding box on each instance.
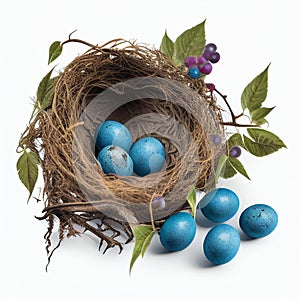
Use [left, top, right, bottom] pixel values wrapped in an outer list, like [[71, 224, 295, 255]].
[[1, 0, 299, 299]]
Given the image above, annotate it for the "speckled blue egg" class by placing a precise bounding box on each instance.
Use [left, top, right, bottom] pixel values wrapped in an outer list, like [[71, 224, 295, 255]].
[[129, 137, 166, 177], [203, 224, 240, 265], [95, 120, 133, 153], [239, 204, 278, 238], [197, 188, 239, 223], [97, 145, 133, 176], [160, 212, 196, 252]]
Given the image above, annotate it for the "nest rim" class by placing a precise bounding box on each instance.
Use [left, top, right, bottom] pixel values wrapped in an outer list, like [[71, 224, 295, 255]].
[[22, 39, 225, 257]]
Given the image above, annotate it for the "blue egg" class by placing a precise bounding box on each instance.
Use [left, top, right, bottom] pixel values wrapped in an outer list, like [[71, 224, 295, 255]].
[[129, 137, 166, 177], [197, 188, 239, 223], [160, 212, 196, 252], [97, 145, 133, 176], [95, 120, 133, 153], [203, 224, 240, 265], [239, 204, 278, 238]]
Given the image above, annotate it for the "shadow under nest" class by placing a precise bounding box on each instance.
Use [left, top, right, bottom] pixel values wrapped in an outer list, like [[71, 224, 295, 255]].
[[24, 39, 225, 264]]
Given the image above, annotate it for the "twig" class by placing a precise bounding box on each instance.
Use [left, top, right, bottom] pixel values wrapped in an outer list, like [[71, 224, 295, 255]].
[[235, 112, 244, 119], [61, 38, 99, 49], [149, 193, 161, 232], [214, 88, 235, 121], [214, 88, 258, 128], [61, 31, 124, 51], [220, 121, 257, 127]]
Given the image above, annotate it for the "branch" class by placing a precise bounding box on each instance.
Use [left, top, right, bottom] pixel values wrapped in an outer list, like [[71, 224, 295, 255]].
[[214, 88, 258, 128], [220, 121, 257, 127], [61, 31, 125, 51], [214, 88, 235, 121], [61, 38, 99, 49]]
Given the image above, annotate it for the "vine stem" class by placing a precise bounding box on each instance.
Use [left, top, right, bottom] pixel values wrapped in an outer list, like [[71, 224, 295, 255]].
[[149, 193, 161, 232], [61, 30, 124, 50], [213, 87, 258, 128], [61, 38, 99, 49]]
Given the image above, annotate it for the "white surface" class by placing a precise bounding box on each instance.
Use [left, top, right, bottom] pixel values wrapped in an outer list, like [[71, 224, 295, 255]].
[[1, 0, 299, 299]]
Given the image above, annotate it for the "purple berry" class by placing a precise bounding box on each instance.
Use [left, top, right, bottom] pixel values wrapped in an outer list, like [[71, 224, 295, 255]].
[[206, 83, 215, 92], [202, 50, 212, 60], [212, 135, 221, 145], [230, 146, 242, 158], [205, 43, 217, 53], [188, 67, 201, 79], [203, 43, 217, 60], [152, 196, 166, 209], [184, 56, 198, 68], [209, 52, 220, 63], [199, 62, 212, 75], [198, 56, 207, 66]]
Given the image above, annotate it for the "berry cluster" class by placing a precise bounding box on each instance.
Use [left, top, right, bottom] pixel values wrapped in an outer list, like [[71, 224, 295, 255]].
[[185, 43, 221, 79]]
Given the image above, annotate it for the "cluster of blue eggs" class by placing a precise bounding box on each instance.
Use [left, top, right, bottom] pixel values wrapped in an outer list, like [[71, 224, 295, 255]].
[[159, 188, 278, 265], [95, 120, 166, 177]]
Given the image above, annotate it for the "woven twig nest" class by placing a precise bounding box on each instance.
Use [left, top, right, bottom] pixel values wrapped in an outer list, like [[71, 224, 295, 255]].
[[28, 39, 225, 256]]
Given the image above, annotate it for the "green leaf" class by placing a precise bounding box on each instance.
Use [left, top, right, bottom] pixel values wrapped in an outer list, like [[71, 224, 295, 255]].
[[243, 128, 286, 157], [228, 157, 250, 180], [160, 31, 174, 59], [37, 70, 57, 110], [186, 186, 197, 218], [17, 150, 39, 202], [222, 159, 237, 179], [228, 133, 244, 149], [130, 225, 156, 273], [253, 118, 268, 126], [241, 64, 270, 112], [215, 154, 227, 183], [172, 20, 206, 66], [48, 41, 63, 64], [218, 154, 250, 180], [141, 230, 156, 258], [250, 107, 275, 123], [41, 76, 57, 109]]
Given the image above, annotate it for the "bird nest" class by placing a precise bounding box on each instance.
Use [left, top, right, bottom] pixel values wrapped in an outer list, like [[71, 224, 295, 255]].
[[21, 39, 225, 261]]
